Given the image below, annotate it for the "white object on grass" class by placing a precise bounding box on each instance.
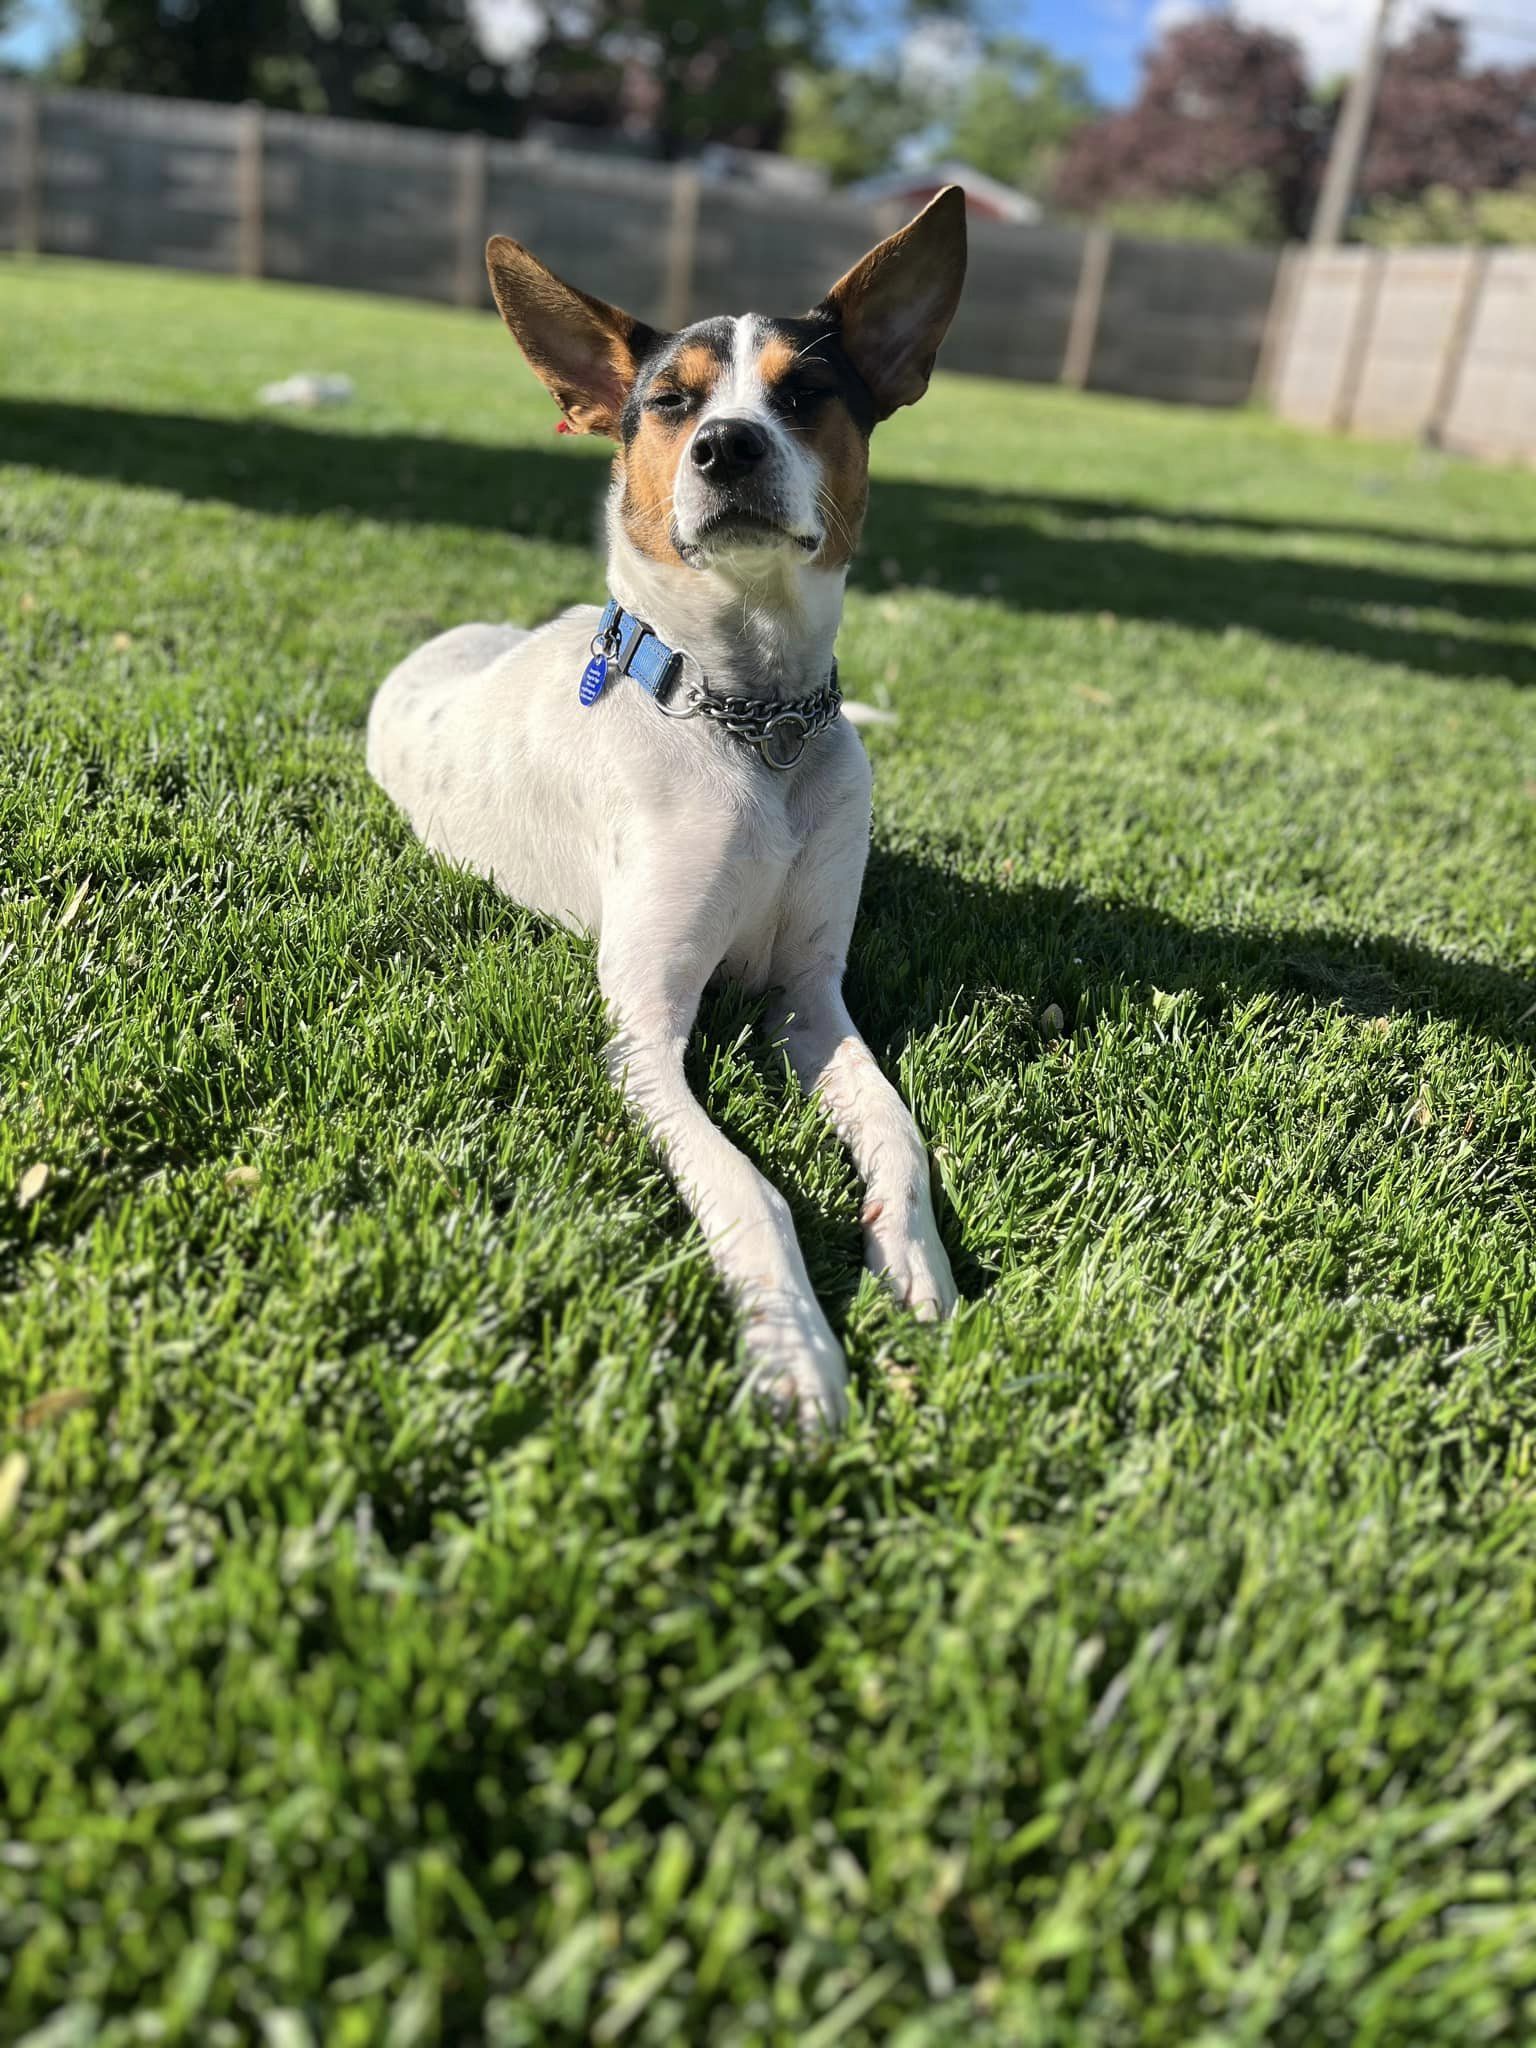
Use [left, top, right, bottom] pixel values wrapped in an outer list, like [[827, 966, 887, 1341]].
[[257, 373, 355, 409]]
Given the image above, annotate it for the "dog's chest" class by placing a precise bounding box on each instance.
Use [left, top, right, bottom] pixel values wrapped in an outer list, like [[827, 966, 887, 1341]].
[[649, 774, 813, 994], [718, 855, 796, 994]]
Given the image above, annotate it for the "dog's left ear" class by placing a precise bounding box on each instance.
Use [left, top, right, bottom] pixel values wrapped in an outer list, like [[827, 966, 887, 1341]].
[[486, 234, 659, 438], [815, 186, 967, 420]]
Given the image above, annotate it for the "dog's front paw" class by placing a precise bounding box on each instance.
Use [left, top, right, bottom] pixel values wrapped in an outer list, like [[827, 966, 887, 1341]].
[[863, 1202, 958, 1322], [738, 1294, 850, 1434]]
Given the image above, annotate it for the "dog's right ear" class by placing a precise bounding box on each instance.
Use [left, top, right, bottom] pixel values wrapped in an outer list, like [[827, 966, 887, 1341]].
[[814, 186, 967, 420], [486, 236, 658, 439]]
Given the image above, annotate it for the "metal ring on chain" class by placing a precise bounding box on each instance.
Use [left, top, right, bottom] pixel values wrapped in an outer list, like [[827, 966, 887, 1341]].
[[658, 661, 842, 768]]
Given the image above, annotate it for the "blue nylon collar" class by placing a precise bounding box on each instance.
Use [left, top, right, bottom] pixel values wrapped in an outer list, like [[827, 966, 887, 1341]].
[[585, 597, 682, 704]]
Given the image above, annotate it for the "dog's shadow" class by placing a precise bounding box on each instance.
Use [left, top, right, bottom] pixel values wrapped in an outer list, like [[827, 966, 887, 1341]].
[[701, 845, 1534, 1314]]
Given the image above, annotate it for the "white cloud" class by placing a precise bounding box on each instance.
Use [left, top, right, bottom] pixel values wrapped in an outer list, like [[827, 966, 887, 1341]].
[[1150, 0, 1202, 34], [470, 0, 547, 65], [1153, 0, 1536, 81], [899, 18, 982, 98]]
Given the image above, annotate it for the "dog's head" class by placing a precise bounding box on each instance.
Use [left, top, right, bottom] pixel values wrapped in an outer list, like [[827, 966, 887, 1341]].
[[485, 188, 966, 575]]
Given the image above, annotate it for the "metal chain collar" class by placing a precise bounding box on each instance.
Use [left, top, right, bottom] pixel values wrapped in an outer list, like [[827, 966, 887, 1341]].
[[659, 660, 843, 770], [588, 605, 842, 771]]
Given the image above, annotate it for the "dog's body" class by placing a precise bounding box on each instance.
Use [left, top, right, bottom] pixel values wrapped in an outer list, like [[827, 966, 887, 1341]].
[[368, 193, 968, 1425]]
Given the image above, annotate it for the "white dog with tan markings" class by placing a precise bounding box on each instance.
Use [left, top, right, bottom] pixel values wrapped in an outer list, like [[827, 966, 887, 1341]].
[[367, 189, 968, 1427]]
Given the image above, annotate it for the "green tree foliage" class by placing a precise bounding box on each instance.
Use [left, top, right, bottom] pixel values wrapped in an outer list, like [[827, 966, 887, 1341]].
[[57, 0, 825, 149], [946, 37, 1093, 192], [1055, 18, 1312, 242], [786, 31, 1092, 191], [1098, 172, 1284, 246], [1359, 179, 1536, 247], [535, 0, 827, 156], [61, 0, 510, 131], [783, 65, 927, 184]]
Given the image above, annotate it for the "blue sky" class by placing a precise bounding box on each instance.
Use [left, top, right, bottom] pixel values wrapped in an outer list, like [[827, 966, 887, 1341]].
[[837, 0, 1172, 105], [968, 0, 1163, 104], [0, 0, 1171, 104]]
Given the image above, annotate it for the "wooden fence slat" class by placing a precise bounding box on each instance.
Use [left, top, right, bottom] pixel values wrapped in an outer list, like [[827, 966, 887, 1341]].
[[236, 102, 263, 278], [1332, 249, 1386, 433], [454, 130, 487, 307], [1426, 249, 1489, 447], [662, 167, 700, 331], [1061, 226, 1111, 390], [1252, 245, 1300, 403], [15, 84, 41, 255]]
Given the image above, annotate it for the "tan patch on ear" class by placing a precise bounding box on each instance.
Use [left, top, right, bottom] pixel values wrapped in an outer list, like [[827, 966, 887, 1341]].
[[485, 233, 649, 439], [619, 415, 690, 565]]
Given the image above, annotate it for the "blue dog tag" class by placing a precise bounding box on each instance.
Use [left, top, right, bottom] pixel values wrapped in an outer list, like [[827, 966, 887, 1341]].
[[578, 652, 608, 707]]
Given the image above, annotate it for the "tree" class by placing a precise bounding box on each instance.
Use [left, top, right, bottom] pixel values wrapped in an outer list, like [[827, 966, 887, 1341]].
[[1054, 17, 1316, 242], [786, 31, 1093, 192], [62, 0, 521, 133], [530, 0, 827, 156], [59, 0, 830, 151], [946, 36, 1092, 191], [1359, 179, 1536, 246], [1359, 13, 1536, 207], [784, 65, 925, 184]]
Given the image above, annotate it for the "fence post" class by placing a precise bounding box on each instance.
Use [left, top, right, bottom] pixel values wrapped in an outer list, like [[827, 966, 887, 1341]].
[[662, 167, 700, 331], [1425, 247, 1489, 448], [15, 84, 41, 255], [1061, 227, 1112, 390], [235, 102, 264, 278], [1252, 244, 1302, 405], [1331, 248, 1386, 433], [455, 131, 488, 307]]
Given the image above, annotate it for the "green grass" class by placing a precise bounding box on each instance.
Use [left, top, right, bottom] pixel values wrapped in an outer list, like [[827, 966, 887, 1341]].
[[3, 254, 1535, 2047]]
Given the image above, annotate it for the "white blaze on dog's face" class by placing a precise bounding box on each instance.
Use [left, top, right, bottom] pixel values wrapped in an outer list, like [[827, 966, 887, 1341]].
[[485, 188, 967, 577]]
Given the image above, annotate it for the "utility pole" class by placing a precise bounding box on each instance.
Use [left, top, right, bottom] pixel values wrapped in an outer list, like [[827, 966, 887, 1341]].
[[1310, 0, 1399, 246]]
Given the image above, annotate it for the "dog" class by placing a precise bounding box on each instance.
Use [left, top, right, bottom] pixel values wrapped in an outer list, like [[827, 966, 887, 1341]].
[[367, 188, 967, 1428]]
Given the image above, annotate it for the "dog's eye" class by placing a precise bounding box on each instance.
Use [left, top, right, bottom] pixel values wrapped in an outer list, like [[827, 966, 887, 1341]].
[[779, 378, 832, 414], [646, 389, 691, 415]]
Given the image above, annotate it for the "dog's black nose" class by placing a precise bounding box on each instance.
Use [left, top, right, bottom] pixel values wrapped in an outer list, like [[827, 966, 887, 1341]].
[[690, 417, 768, 484]]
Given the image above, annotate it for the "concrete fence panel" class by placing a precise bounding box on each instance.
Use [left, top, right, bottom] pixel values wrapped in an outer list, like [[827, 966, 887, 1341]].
[[1267, 242, 1536, 466], [1347, 248, 1482, 439], [1268, 249, 1375, 430], [1439, 250, 1536, 464]]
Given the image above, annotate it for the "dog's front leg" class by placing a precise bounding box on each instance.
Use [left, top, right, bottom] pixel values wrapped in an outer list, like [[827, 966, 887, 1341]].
[[766, 792, 957, 1322], [599, 923, 848, 1431], [769, 973, 957, 1322]]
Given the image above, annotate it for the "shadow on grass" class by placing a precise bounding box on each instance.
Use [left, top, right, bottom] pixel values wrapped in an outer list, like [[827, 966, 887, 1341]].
[[854, 850, 1535, 1056], [709, 849, 1535, 1316], [5, 397, 1536, 686]]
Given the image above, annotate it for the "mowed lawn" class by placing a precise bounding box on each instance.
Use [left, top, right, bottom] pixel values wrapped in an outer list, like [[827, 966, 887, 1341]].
[[3, 254, 1536, 2047]]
